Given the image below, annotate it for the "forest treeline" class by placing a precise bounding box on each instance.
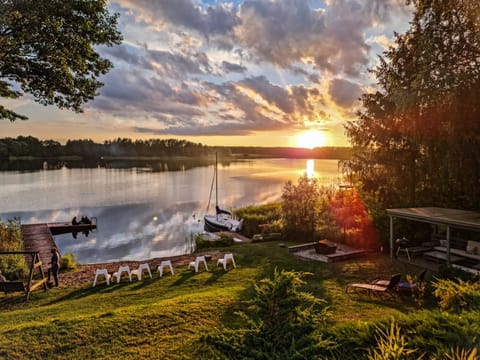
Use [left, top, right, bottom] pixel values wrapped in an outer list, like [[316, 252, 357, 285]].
[[0, 137, 217, 158], [0, 136, 351, 159]]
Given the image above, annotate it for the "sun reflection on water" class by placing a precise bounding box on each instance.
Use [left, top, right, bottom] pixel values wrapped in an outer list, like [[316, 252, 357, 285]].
[[306, 159, 315, 178]]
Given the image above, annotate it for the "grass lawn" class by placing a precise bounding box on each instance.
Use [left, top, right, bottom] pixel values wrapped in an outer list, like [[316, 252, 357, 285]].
[[0, 241, 447, 359]]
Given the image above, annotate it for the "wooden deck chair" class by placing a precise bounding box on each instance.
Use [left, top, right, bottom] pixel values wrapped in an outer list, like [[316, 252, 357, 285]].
[[397, 269, 427, 292], [373, 270, 427, 292], [346, 273, 402, 298]]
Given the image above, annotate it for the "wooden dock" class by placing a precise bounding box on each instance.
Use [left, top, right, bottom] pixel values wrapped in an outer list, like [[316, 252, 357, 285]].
[[47, 221, 96, 235], [22, 224, 57, 272], [221, 231, 252, 243]]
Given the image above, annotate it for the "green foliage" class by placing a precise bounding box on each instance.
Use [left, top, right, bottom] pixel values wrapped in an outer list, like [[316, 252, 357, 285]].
[[436, 265, 478, 282], [367, 321, 419, 360], [432, 278, 480, 312], [60, 252, 77, 271], [234, 203, 282, 237], [346, 0, 480, 212], [0, 0, 122, 121], [406, 273, 427, 308], [0, 136, 217, 159], [0, 218, 27, 279], [0, 241, 478, 358], [281, 174, 326, 240], [443, 347, 479, 360], [195, 233, 234, 250], [323, 310, 480, 359], [206, 268, 329, 359]]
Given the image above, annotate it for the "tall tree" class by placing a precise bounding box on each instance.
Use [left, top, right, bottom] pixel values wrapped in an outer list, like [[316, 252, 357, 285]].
[[0, 0, 122, 121], [346, 0, 480, 211]]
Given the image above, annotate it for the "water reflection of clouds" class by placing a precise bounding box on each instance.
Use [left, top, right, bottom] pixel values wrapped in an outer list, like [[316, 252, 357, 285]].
[[1, 159, 341, 264]]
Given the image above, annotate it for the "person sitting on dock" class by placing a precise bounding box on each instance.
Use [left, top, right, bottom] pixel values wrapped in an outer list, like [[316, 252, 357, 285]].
[[72, 216, 80, 225], [80, 216, 92, 225]]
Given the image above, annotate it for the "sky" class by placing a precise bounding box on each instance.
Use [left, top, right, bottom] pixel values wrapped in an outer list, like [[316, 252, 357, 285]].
[[0, 0, 413, 148]]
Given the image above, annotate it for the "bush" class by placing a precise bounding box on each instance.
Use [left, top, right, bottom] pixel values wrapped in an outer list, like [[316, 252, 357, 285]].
[[432, 278, 480, 312], [321, 311, 480, 359], [195, 233, 234, 250], [60, 252, 77, 271], [437, 265, 479, 282], [234, 203, 282, 238], [281, 174, 322, 240], [206, 269, 329, 359], [367, 321, 418, 360], [0, 218, 28, 279]]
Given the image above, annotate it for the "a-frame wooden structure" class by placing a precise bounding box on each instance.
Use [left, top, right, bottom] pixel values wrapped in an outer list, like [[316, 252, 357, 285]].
[[0, 251, 48, 301]]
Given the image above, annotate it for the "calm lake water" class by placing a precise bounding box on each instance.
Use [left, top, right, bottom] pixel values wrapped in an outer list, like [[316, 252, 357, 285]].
[[0, 158, 342, 264]]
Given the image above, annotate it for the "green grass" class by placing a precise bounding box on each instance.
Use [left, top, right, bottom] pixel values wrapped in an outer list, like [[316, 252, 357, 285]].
[[0, 241, 462, 359]]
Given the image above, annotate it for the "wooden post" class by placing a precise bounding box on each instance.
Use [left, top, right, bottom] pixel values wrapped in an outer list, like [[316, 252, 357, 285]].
[[389, 215, 394, 259], [446, 225, 451, 267]]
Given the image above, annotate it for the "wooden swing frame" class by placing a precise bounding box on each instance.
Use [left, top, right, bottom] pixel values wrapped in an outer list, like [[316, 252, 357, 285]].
[[0, 251, 48, 301]]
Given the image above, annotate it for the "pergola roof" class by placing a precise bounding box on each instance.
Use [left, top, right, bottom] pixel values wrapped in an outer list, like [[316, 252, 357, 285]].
[[386, 207, 480, 232]]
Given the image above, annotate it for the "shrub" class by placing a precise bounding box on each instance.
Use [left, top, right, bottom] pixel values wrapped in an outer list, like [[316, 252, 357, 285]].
[[443, 347, 479, 360], [234, 203, 282, 238], [0, 218, 28, 279], [281, 174, 322, 240], [195, 233, 234, 250], [321, 311, 480, 359], [206, 269, 329, 359], [367, 321, 419, 360], [60, 252, 77, 271], [432, 278, 480, 312], [437, 265, 478, 282]]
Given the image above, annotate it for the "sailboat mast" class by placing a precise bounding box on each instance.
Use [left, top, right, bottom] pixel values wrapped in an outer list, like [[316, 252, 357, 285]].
[[215, 152, 218, 209]]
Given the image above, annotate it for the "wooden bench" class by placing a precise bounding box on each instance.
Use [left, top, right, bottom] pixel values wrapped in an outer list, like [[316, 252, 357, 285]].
[[1, 281, 26, 294], [288, 242, 316, 253]]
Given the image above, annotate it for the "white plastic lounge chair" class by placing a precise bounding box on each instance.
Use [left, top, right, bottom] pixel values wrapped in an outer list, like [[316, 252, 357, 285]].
[[112, 265, 132, 283], [217, 253, 236, 270], [188, 256, 208, 272], [131, 263, 152, 281], [158, 260, 174, 277], [93, 269, 111, 287]]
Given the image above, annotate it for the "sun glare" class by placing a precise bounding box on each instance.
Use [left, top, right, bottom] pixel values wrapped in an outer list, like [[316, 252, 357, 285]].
[[295, 130, 327, 149]]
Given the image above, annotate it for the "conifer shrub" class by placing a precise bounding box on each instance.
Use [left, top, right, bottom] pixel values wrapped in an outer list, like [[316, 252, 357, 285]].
[[432, 278, 480, 312], [206, 269, 330, 359]]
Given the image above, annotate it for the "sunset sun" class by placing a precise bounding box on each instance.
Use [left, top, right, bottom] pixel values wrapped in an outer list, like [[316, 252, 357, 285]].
[[296, 130, 328, 149]]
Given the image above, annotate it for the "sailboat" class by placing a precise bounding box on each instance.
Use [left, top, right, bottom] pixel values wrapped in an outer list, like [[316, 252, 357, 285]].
[[203, 153, 243, 232]]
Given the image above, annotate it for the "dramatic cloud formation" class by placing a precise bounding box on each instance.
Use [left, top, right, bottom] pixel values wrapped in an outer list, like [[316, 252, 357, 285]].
[[2, 0, 413, 146]]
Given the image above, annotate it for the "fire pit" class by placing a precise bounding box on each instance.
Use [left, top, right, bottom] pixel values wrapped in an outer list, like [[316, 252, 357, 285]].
[[314, 240, 337, 255]]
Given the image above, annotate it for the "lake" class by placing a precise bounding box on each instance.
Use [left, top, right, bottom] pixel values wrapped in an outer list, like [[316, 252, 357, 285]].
[[0, 158, 343, 264]]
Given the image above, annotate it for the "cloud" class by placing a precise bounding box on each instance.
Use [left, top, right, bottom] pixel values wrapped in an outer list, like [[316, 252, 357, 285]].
[[328, 78, 362, 108], [90, 0, 412, 140], [221, 61, 247, 73], [113, 0, 239, 36], [234, 0, 409, 75]]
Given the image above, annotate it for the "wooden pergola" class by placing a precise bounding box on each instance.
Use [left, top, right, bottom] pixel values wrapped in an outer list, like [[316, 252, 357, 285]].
[[386, 207, 480, 266]]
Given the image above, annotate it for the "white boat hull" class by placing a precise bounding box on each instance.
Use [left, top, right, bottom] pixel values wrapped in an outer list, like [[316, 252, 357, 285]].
[[204, 214, 242, 232]]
